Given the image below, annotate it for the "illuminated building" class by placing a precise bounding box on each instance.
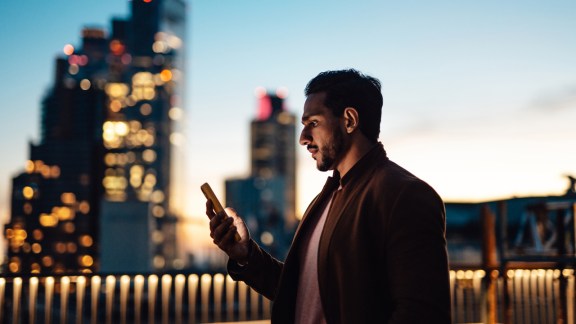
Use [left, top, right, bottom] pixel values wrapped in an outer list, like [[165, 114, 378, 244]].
[[5, 0, 187, 274], [225, 89, 296, 258]]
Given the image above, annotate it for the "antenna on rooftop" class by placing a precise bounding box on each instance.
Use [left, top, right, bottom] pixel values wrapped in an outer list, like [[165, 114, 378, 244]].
[[564, 174, 576, 195]]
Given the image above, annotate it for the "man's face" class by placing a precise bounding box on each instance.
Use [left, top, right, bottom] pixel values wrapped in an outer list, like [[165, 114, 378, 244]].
[[299, 92, 348, 171]]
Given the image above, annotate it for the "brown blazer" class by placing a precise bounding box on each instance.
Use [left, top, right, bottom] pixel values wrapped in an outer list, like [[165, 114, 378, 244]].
[[229, 143, 451, 323]]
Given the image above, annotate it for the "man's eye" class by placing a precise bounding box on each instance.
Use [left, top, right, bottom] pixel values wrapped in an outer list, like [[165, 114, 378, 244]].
[[302, 120, 318, 128]]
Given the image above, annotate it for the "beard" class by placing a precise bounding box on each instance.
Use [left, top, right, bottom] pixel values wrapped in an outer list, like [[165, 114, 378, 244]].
[[317, 126, 347, 172]]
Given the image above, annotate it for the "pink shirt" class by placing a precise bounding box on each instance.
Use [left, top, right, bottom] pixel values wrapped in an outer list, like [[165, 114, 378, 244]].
[[294, 194, 334, 324]]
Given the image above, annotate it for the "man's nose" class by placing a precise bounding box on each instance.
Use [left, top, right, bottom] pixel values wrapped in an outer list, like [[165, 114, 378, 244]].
[[299, 129, 310, 146]]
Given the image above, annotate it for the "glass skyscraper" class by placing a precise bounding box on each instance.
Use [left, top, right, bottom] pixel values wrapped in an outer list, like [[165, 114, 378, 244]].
[[5, 0, 187, 274], [225, 89, 297, 259]]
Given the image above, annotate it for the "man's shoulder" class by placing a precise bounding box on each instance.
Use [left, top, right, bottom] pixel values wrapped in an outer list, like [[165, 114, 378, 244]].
[[369, 159, 440, 198], [372, 159, 420, 183]]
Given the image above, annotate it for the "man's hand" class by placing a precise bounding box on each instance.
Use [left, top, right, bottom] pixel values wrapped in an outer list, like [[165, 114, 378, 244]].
[[206, 200, 251, 264]]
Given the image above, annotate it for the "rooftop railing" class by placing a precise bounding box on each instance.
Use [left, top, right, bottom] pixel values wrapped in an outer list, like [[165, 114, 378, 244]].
[[0, 268, 574, 323], [0, 273, 271, 324], [451, 268, 575, 324]]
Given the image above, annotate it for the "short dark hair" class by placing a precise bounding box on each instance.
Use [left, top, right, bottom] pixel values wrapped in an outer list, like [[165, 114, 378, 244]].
[[304, 69, 383, 142]]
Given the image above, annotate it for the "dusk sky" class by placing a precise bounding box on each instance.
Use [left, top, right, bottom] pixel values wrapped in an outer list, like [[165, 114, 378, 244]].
[[1, 0, 575, 228]]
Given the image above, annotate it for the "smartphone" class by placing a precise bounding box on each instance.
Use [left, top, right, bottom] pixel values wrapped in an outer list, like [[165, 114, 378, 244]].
[[201, 182, 241, 241]]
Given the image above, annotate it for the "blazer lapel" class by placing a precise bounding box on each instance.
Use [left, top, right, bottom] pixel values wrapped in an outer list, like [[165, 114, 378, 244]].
[[318, 144, 387, 256]]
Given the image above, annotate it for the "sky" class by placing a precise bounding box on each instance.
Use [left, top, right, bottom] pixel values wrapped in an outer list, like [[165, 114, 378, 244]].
[[0, 0, 575, 232]]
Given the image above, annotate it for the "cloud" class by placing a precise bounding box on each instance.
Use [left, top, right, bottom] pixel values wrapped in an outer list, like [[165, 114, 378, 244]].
[[529, 86, 576, 112]]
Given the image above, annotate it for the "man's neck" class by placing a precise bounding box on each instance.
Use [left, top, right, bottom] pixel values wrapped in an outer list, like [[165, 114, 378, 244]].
[[336, 137, 376, 178]]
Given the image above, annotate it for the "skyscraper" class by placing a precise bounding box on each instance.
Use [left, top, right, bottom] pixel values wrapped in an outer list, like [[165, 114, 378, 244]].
[[225, 88, 297, 258], [4, 0, 187, 274]]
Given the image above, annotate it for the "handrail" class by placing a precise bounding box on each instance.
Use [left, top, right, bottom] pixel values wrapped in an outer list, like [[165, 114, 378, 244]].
[[0, 268, 573, 324]]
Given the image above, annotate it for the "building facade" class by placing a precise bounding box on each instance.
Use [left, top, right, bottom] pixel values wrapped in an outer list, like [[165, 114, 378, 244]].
[[5, 0, 187, 274], [225, 89, 297, 259]]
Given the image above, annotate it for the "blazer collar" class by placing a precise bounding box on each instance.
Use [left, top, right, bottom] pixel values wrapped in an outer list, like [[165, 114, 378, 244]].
[[335, 142, 388, 189]]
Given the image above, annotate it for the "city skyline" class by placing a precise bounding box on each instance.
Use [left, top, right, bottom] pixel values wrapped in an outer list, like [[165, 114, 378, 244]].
[[4, 0, 188, 273], [1, 0, 576, 231]]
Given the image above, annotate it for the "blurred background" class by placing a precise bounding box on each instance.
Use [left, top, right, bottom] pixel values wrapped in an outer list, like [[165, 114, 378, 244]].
[[0, 0, 575, 273]]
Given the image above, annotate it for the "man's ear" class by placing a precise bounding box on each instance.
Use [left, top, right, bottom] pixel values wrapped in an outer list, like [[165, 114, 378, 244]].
[[343, 107, 359, 134]]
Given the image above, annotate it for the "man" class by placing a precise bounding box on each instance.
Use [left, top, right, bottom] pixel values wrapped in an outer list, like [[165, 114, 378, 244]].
[[207, 69, 451, 323]]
